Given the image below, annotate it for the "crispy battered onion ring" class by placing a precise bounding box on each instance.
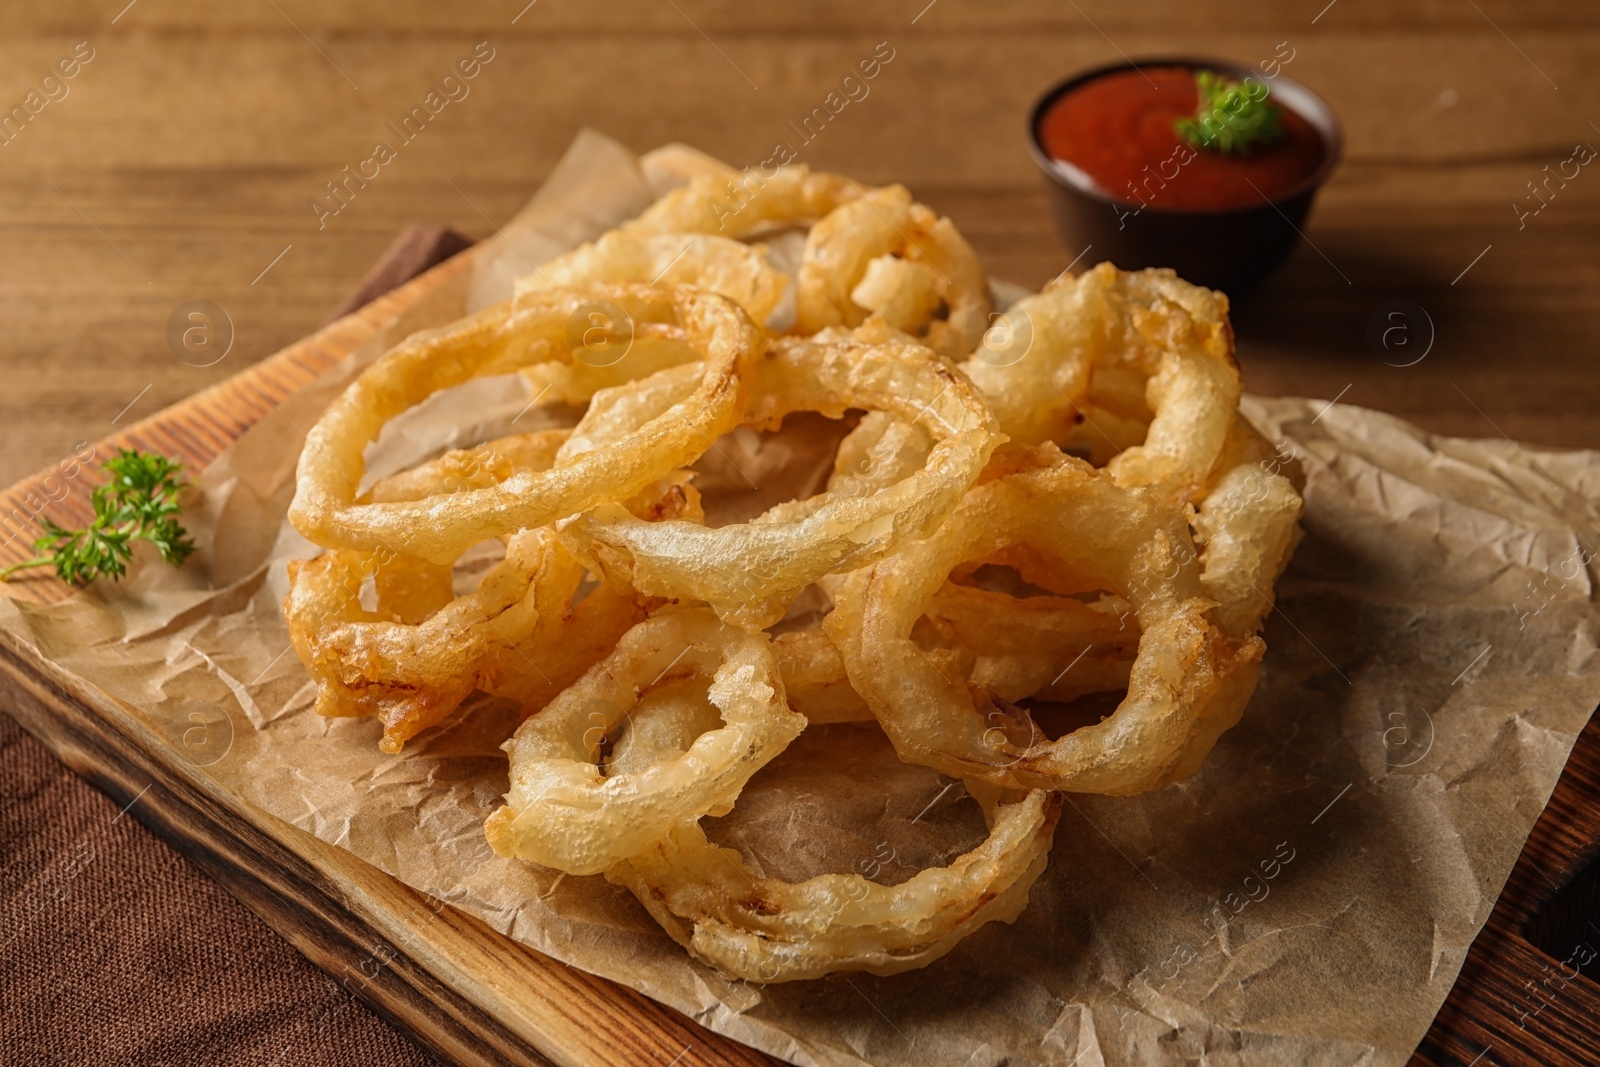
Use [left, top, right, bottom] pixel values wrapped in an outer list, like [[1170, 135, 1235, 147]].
[[284, 432, 702, 753], [826, 445, 1264, 795], [1191, 415, 1304, 638], [284, 432, 575, 751], [606, 785, 1059, 982], [963, 264, 1300, 639], [1193, 466, 1301, 637], [1101, 276, 1238, 499], [923, 583, 1139, 704], [300, 527, 573, 695], [772, 627, 873, 724], [627, 167, 990, 352], [560, 329, 1002, 629], [289, 285, 759, 563], [482, 474, 706, 713], [283, 548, 477, 750], [517, 339, 703, 408], [796, 185, 991, 357], [517, 231, 788, 325], [362, 430, 569, 504], [626, 165, 861, 238], [963, 263, 1237, 497], [601, 675, 726, 778], [481, 579, 648, 713], [484, 608, 805, 875], [556, 362, 704, 460]]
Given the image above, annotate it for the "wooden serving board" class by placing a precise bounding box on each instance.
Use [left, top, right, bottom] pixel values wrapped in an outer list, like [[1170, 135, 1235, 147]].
[[0, 229, 777, 1067], [1, 226, 1597, 1067]]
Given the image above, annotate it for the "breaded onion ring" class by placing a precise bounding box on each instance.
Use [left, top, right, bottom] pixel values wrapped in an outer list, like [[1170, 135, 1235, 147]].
[[284, 437, 702, 753], [771, 627, 873, 724], [607, 785, 1060, 982], [626, 164, 861, 238], [289, 285, 760, 563], [962, 263, 1237, 497], [826, 444, 1264, 795], [517, 231, 788, 325], [796, 185, 991, 357], [484, 608, 805, 875], [923, 583, 1139, 705], [1190, 415, 1304, 638], [560, 328, 1002, 629], [283, 547, 476, 748]]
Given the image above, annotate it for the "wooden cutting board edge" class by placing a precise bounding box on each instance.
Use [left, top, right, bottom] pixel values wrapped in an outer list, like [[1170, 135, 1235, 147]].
[[0, 244, 777, 1067], [0, 626, 772, 1067]]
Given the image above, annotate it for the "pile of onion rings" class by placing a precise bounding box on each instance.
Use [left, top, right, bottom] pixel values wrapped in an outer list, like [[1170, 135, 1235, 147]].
[[282, 163, 1300, 981]]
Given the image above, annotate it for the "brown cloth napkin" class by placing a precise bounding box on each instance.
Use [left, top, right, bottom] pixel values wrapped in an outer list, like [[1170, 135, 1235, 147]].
[[0, 713, 438, 1066], [0, 225, 470, 1067]]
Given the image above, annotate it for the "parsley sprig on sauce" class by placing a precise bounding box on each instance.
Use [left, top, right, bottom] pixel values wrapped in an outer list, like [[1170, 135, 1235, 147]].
[[1174, 70, 1284, 156]]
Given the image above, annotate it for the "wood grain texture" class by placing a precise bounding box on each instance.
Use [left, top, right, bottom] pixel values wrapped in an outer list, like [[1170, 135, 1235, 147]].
[[0, 0, 1598, 488], [0, 231, 477, 603], [1413, 713, 1600, 1067]]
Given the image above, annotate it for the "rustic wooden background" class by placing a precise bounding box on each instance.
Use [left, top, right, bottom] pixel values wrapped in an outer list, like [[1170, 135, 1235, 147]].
[[2, 1, 1597, 1064], [1, 0, 1597, 491]]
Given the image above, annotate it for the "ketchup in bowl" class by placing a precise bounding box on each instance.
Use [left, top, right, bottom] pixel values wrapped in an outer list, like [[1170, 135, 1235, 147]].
[[1037, 67, 1327, 212], [1026, 59, 1342, 293]]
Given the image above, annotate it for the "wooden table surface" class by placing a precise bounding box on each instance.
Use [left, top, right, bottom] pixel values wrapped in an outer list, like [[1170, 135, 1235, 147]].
[[2, 3, 1597, 1065], [2, 0, 1598, 491]]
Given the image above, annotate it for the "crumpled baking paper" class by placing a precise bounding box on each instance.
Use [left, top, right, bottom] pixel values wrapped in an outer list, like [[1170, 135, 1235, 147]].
[[2, 129, 1597, 1067]]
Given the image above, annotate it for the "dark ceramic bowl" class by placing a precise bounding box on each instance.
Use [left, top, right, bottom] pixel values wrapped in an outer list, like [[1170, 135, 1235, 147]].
[[1027, 58, 1342, 295]]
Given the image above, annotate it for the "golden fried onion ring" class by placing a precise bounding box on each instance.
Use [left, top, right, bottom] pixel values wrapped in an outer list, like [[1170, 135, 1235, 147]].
[[923, 583, 1139, 705], [283, 432, 577, 751], [283, 547, 477, 751], [964, 264, 1300, 639], [560, 328, 1002, 629], [771, 627, 874, 724], [963, 263, 1237, 498], [626, 164, 861, 238], [796, 185, 991, 357], [289, 285, 759, 563], [482, 474, 707, 714], [484, 608, 805, 875], [362, 430, 569, 504], [284, 431, 702, 753], [607, 784, 1059, 982], [517, 231, 789, 326], [827, 445, 1264, 795], [1190, 416, 1304, 638]]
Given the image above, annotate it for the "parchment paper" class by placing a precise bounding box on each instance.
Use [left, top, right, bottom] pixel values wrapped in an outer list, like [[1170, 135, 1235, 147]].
[[4, 130, 1598, 1067]]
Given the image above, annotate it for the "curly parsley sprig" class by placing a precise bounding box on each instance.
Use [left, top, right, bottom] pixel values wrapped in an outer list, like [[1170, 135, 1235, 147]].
[[1174, 70, 1285, 156], [0, 449, 195, 585]]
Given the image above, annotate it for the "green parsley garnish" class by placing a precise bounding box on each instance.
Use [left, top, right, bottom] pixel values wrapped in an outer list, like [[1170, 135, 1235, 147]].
[[1174, 70, 1285, 156], [0, 448, 195, 585]]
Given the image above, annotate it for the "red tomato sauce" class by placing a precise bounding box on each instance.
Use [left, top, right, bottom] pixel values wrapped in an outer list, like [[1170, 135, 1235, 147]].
[[1036, 66, 1326, 211]]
